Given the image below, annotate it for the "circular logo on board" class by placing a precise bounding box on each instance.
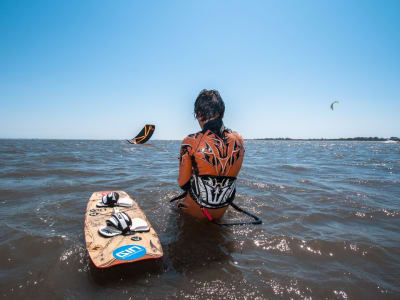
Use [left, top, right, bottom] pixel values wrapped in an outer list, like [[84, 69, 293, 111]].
[[113, 245, 146, 261]]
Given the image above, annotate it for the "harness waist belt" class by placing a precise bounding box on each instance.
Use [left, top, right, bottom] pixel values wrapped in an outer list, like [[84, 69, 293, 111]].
[[189, 175, 236, 209]]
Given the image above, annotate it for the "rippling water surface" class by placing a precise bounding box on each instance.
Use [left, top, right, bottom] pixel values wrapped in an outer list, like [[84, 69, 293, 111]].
[[0, 140, 399, 299]]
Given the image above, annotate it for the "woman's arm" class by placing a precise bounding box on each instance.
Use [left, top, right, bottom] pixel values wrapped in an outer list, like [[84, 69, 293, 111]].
[[178, 137, 193, 189]]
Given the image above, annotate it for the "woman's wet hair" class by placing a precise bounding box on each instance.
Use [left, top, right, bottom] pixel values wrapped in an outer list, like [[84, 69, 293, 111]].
[[194, 89, 225, 121]]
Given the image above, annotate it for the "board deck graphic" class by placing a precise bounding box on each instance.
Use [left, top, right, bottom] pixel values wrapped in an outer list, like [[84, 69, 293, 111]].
[[84, 191, 163, 268]]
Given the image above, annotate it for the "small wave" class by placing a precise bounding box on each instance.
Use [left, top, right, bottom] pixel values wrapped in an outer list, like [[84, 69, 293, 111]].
[[297, 179, 334, 190], [348, 178, 398, 186], [302, 212, 345, 224], [364, 208, 400, 218], [122, 147, 137, 152], [253, 236, 291, 253], [2, 169, 102, 179], [279, 164, 311, 171], [0, 149, 26, 155], [238, 179, 287, 191], [0, 189, 33, 200]]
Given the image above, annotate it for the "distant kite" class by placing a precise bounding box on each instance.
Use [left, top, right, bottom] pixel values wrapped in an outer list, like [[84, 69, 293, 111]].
[[330, 100, 339, 111]]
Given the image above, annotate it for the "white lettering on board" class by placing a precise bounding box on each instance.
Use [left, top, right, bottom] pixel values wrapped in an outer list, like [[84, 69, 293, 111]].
[[115, 245, 143, 258]]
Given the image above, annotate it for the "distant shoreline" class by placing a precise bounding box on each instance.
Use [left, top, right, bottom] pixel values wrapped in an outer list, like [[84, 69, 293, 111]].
[[0, 137, 399, 142], [250, 137, 400, 142]]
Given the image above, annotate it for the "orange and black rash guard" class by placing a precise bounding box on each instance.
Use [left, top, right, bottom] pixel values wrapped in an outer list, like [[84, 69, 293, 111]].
[[178, 119, 245, 209]]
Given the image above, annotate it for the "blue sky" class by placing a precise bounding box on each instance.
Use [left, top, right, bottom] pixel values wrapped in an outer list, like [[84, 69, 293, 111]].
[[1, 0, 399, 139]]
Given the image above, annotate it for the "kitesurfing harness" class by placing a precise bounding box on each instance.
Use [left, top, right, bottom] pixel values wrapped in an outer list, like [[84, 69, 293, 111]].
[[174, 118, 262, 226], [170, 191, 262, 226]]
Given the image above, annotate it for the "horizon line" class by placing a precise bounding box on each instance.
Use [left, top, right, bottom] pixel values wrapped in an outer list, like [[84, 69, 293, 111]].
[[0, 136, 398, 141]]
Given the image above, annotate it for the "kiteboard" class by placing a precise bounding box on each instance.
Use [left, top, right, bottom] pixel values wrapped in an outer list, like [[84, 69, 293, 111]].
[[84, 191, 163, 268]]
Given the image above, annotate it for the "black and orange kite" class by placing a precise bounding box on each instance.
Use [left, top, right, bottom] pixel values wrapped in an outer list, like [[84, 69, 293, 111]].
[[127, 124, 155, 144]]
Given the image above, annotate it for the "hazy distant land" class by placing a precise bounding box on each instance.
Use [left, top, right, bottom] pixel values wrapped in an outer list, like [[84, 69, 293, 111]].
[[253, 137, 399, 141]]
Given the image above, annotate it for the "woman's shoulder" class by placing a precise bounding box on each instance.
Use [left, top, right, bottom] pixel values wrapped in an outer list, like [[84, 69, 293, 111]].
[[225, 128, 244, 141], [182, 131, 203, 142], [180, 131, 203, 147]]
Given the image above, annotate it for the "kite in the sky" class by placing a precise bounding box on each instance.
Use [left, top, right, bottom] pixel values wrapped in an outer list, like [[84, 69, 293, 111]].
[[127, 124, 155, 144], [330, 100, 339, 111]]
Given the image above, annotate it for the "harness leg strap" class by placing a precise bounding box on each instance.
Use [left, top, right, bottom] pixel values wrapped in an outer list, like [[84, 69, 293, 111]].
[[170, 191, 187, 202], [201, 207, 213, 221]]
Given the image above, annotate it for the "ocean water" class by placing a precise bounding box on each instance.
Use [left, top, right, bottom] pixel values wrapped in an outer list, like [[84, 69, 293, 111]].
[[0, 139, 399, 299]]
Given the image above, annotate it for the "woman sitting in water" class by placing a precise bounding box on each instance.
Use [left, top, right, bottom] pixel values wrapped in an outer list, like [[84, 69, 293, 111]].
[[176, 89, 245, 221]]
